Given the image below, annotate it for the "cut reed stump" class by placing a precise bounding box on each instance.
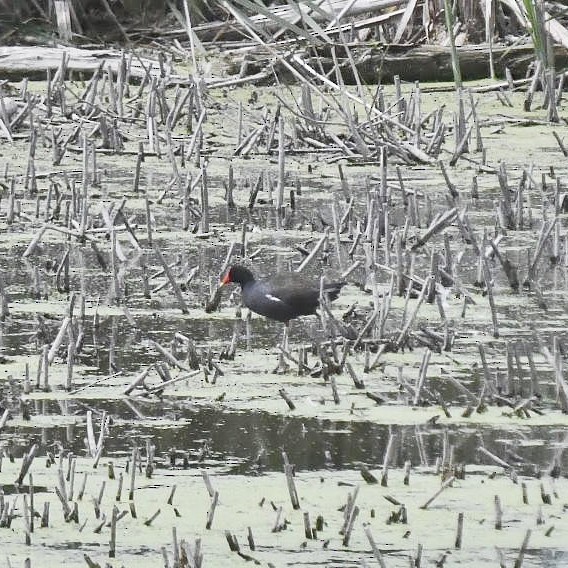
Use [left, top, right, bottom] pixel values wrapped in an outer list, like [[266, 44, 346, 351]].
[[109, 505, 118, 557], [455, 512, 464, 548]]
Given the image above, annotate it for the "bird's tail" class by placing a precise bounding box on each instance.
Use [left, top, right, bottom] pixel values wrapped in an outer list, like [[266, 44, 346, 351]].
[[323, 281, 346, 302]]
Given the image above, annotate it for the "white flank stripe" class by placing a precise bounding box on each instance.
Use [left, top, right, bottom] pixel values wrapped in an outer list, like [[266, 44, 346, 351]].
[[265, 293, 283, 303]]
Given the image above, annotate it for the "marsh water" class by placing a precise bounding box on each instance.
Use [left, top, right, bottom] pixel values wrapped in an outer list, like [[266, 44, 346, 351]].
[[1, 78, 568, 566]]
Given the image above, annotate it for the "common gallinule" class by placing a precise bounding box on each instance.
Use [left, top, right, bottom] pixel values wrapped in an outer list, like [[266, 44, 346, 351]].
[[220, 265, 345, 324]]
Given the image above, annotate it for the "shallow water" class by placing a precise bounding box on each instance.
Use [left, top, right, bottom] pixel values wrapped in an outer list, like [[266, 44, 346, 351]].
[[1, 76, 568, 565], [5, 402, 566, 477]]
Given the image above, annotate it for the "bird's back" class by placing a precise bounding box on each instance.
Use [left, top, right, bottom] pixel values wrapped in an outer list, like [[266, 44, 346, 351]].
[[242, 273, 345, 322]]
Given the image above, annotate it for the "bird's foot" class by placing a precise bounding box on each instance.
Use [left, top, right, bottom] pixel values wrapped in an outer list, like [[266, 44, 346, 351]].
[[273, 351, 290, 374]]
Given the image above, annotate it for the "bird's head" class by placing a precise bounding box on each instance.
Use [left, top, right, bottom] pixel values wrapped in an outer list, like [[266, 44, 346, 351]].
[[221, 265, 255, 287]]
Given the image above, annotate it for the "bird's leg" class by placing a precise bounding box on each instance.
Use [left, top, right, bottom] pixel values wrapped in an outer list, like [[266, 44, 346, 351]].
[[282, 321, 289, 350], [319, 275, 329, 334], [273, 322, 290, 374], [245, 310, 252, 350]]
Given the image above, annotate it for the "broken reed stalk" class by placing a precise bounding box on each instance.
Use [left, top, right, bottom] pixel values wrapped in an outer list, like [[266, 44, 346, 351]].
[[47, 314, 71, 364], [124, 365, 154, 395], [282, 452, 300, 510], [381, 433, 395, 487], [78, 472, 88, 500], [95, 479, 106, 520], [345, 361, 365, 389], [276, 114, 285, 215], [330, 375, 340, 404], [443, 0, 462, 89], [420, 475, 455, 509], [455, 512, 464, 548], [186, 108, 206, 163], [494, 495, 503, 530], [68, 456, 76, 499], [23, 224, 48, 258], [80, 135, 90, 235], [247, 526, 255, 551], [270, 506, 283, 533], [303, 511, 313, 539], [201, 470, 215, 497], [295, 229, 329, 273], [110, 228, 122, 303], [145, 192, 153, 246], [28, 473, 35, 533], [278, 388, 295, 410], [23, 494, 31, 544], [514, 528, 531, 568], [521, 482, 528, 505], [24, 362, 30, 394], [116, 472, 123, 502], [187, 537, 205, 567], [225, 530, 240, 552], [150, 340, 190, 371], [86, 410, 98, 457], [42, 344, 49, 391], [404, 461, 411, 485], [342, 505, 359, 546], [364, 525, 387, 568], [16, 444, 38, 487], [205, 491, 219, 529], [413, 348, 432, 406], [41, 502, 50, 528], [340, 485, 359, 536], [153, 247, 189, 313], [66, 340, 75, 390], [55, 482, 72, 520], [145, 439, 155, 478], [172, 526, 179, 567], [144, 508, 161, 526], [477, 446, 512, 469], [0, 408, 9, 431], [526, 219, 557, 284], [200, 158, 210, 234], [331, 200, 344, 272], [411, 207, 458, 250], [396, 275, 431, 348], [551, 337, 568, 412], [129, 447, 137, 501], [145, 369, 201, 395], [481, 247, 499, 338], [133, 141, 144, 192]]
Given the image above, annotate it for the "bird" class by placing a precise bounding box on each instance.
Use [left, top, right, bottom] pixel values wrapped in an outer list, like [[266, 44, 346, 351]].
[[220, 264, 345, 325]]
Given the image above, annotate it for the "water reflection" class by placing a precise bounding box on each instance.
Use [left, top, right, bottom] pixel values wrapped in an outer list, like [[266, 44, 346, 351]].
[[3, 401, 565, 477]]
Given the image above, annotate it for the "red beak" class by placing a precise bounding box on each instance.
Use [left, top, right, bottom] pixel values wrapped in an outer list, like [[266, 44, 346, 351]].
[[220, 272, 231, 286]]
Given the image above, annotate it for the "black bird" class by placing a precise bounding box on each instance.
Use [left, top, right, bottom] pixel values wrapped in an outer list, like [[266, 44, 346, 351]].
[[220, 265, 345, 324]]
